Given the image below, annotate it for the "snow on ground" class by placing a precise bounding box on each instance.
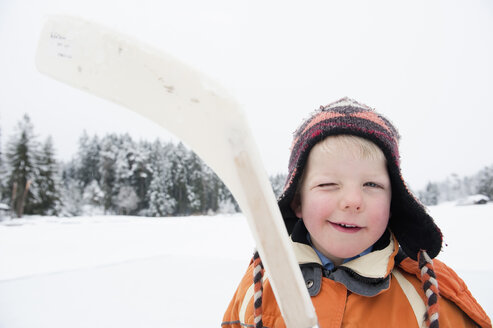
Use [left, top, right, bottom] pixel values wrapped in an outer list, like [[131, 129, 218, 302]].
[[0, 203, 491, 327], [0, 214, 255, 328]]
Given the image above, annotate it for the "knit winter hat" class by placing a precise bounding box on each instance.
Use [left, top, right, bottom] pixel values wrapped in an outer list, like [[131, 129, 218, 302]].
[[277, 97, 442, 260]]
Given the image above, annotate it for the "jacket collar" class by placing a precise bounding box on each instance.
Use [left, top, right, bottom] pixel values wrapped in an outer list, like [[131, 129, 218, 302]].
[[290, 220, 399, 296]]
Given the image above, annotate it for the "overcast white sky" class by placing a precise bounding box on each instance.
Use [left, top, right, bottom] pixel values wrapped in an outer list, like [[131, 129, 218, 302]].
[[1, 0, 492, 191]]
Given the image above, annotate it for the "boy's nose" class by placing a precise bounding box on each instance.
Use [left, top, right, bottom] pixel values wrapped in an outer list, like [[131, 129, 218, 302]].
[[339, 188, 363, 212]]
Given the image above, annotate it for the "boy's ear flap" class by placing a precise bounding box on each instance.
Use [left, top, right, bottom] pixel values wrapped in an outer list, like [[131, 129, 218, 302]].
[[290, 194, 302, 218]]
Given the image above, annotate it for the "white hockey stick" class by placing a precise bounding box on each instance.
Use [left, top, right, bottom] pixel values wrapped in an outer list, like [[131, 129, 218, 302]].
[[36, 16, 318, 327]]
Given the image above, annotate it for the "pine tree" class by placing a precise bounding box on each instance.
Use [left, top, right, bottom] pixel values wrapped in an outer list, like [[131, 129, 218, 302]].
[[185, 151, 205, 214], [32, 137, 61, 215], [146, 140, 176, 216], [0, 125, 6, 203], [147, 166, 176, 216], [130, 140, 153, 212], [116, 185, 140, 215], [76, 132, 101, 188], [476, 165, 493, 199], [461, 176, 476, 197], [201, 163, 220, 214], [419, 182, 439, 206], [60, 178, 84, 216], [270, 173, 287, 198], [5, 114, 40, 217], [0, 126, 8, 219], [170, 142, 191, 215], [114, 134, 135, 186], [82, 179, 104, 209], [99, 134, 118, 213]]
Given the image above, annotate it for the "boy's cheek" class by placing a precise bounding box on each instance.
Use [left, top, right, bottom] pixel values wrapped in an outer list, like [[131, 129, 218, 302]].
[[303, 203, 332, 222], [369, 209, 391, 228]]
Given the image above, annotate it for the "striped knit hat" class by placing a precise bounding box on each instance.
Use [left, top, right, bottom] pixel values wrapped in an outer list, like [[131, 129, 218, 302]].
[[277, 97, 443, 260]]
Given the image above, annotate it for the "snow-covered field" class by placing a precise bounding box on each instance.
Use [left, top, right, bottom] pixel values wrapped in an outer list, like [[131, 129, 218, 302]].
[[0, 203, 491, 327]]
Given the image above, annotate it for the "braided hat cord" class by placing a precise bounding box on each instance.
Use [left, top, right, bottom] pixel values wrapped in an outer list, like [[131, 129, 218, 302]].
[[418, 250, 440, 328], [253, 250, 264, 328]]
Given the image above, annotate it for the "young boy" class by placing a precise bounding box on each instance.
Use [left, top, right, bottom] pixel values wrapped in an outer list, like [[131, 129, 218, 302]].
[[222, 98, 491, 328]]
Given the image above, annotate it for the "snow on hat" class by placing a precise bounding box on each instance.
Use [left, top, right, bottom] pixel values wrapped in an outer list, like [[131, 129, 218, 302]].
[[277, 97, 442, 260]]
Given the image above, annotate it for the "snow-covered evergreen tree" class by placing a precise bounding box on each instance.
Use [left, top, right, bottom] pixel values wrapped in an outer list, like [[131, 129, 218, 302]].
[[146, 140, 176, 216], [116, 185, 140, 215], [82, 179, 104, 213], [476, 165, 493, 199], [170, 142, 191, 215], [99, 134, 118, 213], [0, 126, 7, 203], [200, 163, 220, 214], [461, 176, 477, 197], [269, 173, 287, 198], [185, 151, 205, 214], [215, 174, 239, 214], [76, 131, 101, 188], [130, 140, 153, 212], [59, 177, 84, 216], [32, 137, 61, 215], [113, 134, 135, 185], [419, 182, 439, 206], [5, 114, 40, 217]]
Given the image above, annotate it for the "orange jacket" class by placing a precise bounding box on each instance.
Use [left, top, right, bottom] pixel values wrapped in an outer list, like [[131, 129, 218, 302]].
[[222, 233, 491, 328]]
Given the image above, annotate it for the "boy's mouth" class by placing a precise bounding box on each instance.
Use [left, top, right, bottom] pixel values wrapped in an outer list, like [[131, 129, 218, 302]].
[[329, 221, 362, 233]]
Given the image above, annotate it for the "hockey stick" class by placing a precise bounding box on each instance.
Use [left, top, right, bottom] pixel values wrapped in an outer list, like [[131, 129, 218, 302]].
[[35, 16, 318, 327]]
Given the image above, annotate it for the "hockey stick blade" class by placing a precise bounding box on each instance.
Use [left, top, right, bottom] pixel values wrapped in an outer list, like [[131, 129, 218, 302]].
[[35, 16, 318, 327]]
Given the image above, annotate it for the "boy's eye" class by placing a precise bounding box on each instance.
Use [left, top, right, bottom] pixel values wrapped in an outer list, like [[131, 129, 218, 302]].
[[317, 183, 336, 188], [364, 182, 382, 188]]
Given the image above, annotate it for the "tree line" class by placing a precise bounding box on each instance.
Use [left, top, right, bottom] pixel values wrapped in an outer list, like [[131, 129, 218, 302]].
[[0, 114, 289, 218], [417, 169, 493, 206], [3, 114, 490, 218]]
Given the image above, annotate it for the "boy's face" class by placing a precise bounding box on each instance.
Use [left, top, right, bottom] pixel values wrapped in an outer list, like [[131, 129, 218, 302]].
[[292, 139, 392, 266]]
